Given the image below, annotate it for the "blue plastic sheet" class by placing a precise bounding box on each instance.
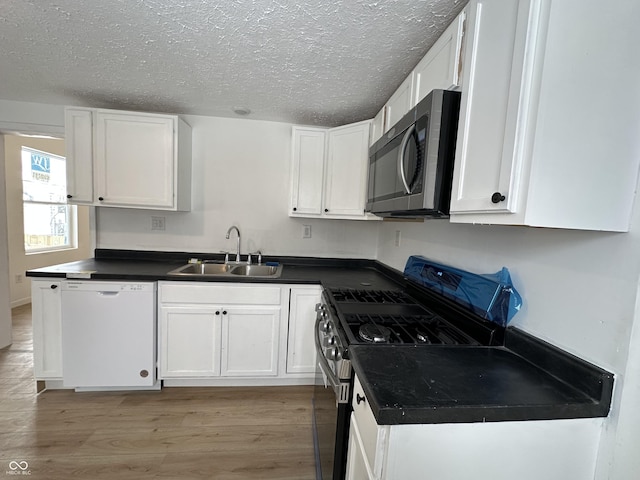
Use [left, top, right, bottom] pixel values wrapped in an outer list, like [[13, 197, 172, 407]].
[[404, 256, 522, 327]]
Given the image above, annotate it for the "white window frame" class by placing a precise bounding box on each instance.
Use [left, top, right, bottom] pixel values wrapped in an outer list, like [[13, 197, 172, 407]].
[[21, 146, 78, 254]]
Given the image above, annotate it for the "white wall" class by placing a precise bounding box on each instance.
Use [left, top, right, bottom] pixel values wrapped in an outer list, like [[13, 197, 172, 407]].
[[96, 114, 379, 258], [604, 279, 640, 478], [0, 136, 12, 348], [0, 99, 64, 137], [3, 135, 93, 307]]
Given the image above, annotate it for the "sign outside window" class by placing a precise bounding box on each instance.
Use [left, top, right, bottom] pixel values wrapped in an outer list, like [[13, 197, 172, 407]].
[[21, 147, 66, 203], [30, 152, 51, 183]]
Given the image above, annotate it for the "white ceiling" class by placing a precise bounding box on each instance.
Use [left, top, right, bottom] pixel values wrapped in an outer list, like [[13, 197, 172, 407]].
[[0, 0, 466, 127]]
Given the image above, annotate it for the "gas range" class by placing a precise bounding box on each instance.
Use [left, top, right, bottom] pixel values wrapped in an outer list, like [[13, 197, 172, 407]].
[[324, 287, 491, 348]]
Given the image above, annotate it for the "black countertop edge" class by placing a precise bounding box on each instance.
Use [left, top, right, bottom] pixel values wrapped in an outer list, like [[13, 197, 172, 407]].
[[26, 271, 324, 285], [505, 327, 614, 413], [372, 402, 609, 426]]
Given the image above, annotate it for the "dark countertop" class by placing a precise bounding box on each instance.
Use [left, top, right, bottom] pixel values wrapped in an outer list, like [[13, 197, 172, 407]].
[[28, 249, 614, 425], [350, 329, 613, 425], [25, 250, 404, 291]]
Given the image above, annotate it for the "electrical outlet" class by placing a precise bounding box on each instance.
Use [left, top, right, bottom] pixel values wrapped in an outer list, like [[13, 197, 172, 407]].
[[14, 274, 22, 284], [151, 216, 166, 231], [394, 230, 401, 247], [303, 225, 312, 239]]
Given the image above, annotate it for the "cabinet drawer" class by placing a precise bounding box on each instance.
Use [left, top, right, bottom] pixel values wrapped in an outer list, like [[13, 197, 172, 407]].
[[159, 282, 282, 305], [352, 374, 386, 474]]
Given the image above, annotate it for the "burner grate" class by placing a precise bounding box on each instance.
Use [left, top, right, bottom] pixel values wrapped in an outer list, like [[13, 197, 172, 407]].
[[329, 289, 413, 304], [344, 312, 479, 345]]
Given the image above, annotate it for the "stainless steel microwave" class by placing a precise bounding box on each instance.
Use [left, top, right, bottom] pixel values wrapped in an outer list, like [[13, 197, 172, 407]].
[[366, 89, 461, 217]]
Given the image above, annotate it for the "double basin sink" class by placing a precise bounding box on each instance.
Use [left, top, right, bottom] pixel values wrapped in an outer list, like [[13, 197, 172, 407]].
[[168, 262, 283, 278]]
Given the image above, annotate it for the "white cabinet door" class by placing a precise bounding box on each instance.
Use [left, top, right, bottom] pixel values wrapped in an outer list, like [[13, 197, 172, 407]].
[[450, 0, 536, 214], [221, 307, 280, 377], [31, 280, 63, 379], [414, 10, 466, 104], [290, 122, 375, 221], [64, 107, 191, 211], [450, 0, 639, 232], [384, 73, 415, 132], [370, 107, 386, 146], [290, 127, 326, 216], [286, 286, 321, 374], [64, 108, 94, 204], [159, 307, 222, 378], [346, 414, 375, 480], [324, 121, 371, 217], [95, 111, 176, 209]]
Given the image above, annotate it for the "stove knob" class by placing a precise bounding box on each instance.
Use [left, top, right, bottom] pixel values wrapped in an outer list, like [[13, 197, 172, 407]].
[[315, 303, 325, 313], [319, 310, 328, 320], [321, 321, 332, 333], [327, 347, 341, 361], [327, 336, 337, 346]]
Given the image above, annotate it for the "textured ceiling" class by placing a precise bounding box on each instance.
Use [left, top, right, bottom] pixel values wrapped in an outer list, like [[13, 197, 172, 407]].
[[0, 0, 466, 127]]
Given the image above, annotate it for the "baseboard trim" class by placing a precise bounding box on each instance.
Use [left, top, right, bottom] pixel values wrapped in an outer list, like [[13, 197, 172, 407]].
[[11, 298, 30, 309]]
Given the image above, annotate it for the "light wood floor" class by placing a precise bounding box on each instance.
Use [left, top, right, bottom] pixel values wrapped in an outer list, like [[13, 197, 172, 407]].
[[0, 304, 316, 479]]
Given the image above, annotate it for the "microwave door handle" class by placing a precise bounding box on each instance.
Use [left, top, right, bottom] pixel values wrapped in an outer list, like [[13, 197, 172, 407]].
[[398, 124, 416, 194]]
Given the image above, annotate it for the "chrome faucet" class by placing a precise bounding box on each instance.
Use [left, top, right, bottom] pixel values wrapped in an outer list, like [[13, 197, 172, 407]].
[[225, 226, 241, 263], [248, 250, 262, 265]]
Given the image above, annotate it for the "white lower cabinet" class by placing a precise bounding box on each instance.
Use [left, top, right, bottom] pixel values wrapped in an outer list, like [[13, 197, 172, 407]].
[[346, 374, 604, 480], [31, 280, 63, 380], [158, 282, 283, 379], [159, 307, 222, 377], [221, 307, 280, 376], [286, 286, 322, 374], [158, 282, 321, 384]]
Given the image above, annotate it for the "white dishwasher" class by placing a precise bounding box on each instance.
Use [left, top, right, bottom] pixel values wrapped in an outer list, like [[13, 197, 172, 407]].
[[61, 280, 158, 390]]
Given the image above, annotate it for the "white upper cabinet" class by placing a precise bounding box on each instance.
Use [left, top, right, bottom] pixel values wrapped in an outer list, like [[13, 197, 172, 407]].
[[65, 107, 192, 211], [413, 10, 466, 104], [290, 120, 376, 220], [384, 73, 415, 133], [324, 121, 372, 217], [290, 127, 326, 216], [449, 0, 640, 231], [450, 0, 532, 217], [64, 108, 94, 204], [370, 107, 386, 146]]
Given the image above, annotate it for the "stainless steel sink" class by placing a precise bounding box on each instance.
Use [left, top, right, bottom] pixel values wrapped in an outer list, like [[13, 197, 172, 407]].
[[171, 263, 233, 275], [168, 262, 282, 278], [229, 264, 282, 277]]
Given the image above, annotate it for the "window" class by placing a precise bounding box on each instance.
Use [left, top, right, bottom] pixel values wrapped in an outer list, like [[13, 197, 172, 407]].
[[21, 147, 76, 253]]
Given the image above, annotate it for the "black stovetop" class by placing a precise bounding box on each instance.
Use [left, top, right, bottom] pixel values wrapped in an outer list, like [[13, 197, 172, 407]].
[[325, 287, 496, 347]]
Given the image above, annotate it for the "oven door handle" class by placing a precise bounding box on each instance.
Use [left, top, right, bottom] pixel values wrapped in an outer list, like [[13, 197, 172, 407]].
[[314, 314, 342, 394], [397, 124, 416, 194]]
